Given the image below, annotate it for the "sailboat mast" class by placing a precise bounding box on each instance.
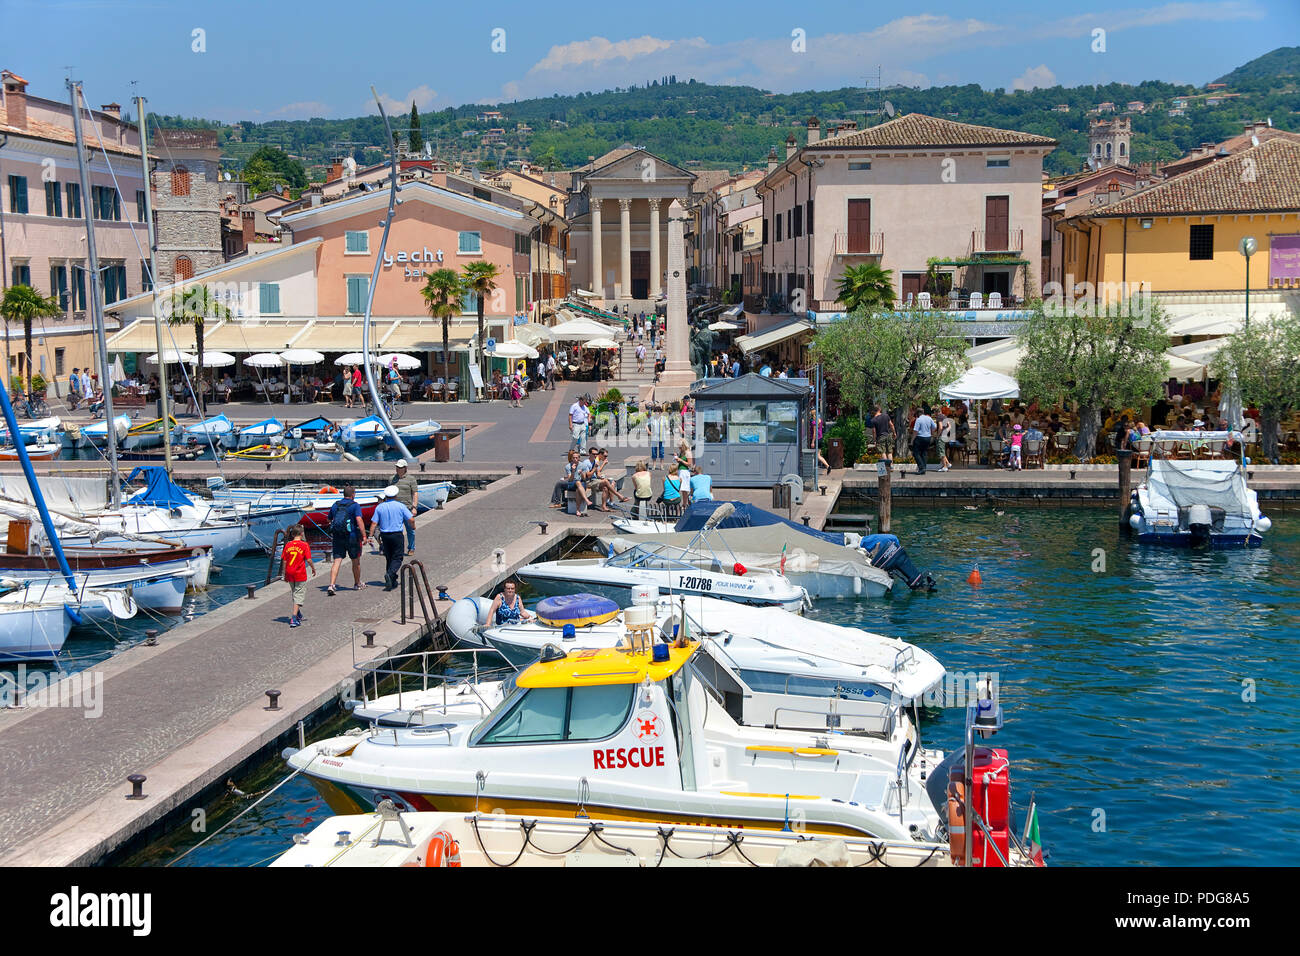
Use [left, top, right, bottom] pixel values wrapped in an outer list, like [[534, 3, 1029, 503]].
[[134, 94, 172, 473], [68, 79, 121, 507]]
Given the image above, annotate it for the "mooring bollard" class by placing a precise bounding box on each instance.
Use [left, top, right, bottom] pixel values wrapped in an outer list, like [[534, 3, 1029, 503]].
[[801, 515, 811, 526], [516, 465, 523, 475], [436, 585, 450, 601], [126, 774, 147, 800], [245, 584, 257, 600], [419, 462, 426, 473], [265, 690, 281, 711], [144, 629, 158, 647], [539, 521, 548, 535], [363, 629, 377, 648]]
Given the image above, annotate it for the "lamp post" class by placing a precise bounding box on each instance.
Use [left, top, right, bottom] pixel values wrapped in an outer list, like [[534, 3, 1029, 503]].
[[1239, 236, 1257, 331]]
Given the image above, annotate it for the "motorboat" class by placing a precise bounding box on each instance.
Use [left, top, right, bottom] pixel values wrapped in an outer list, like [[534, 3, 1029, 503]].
[[224, 443, 291, 462], [272, 808, 961, 867], [0, 416, 63, 447], [599, 512, 893, 600], [121, 416, 176, 451], [0, 442, 60, 461], [1128, 431, 1271, 548], [287, 638, 1037, 865], [76, 414, 130, 448], [340, 415, 386, 447], [518, 543, 809, 612], [174, 413, 234, 448], [443, 591, 943, 716], [205, 477, 453, 529], [235, 417, 285, 449], [614, 500, 936, 591], [385, 419, 441, 450]]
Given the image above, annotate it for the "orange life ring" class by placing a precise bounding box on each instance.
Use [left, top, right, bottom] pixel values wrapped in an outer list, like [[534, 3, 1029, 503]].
[[423, 829, 461, 867], [320, 485, 338, 494]]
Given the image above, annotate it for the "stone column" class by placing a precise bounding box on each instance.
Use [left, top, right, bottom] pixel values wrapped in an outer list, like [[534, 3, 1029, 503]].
[[648, 199, 662, 299], [654, 199, 697, 401], [590, 198, 603, 299], [618, 198, 632, 301]]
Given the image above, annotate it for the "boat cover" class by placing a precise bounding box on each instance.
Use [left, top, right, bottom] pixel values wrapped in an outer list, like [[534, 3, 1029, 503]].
[[241, 418, 284, 436], [673, 500, 847, 546], [184, 414, 233, 436], [290, 416, 334, 434], [1146, 458, 1252, 518], [124, 466, 194, 509]]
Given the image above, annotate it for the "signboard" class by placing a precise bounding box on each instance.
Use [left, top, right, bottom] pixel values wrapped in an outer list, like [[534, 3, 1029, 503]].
[[382, 247, 445, 280], [467, 364, 484, 390], [485, 338, 496, 353], [1269, 235, 1300, 284]]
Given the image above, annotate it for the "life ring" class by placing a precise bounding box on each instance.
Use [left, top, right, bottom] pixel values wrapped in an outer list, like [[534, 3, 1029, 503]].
[[946, 778, 966, 865], [320, 485, 338, 494], [536, 593, 620, 628], [423, 829, 461, 867]]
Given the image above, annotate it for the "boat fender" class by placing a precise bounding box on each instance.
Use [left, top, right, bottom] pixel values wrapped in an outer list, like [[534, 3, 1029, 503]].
[[342, 453, 361, 463], [423, 829, 461, 867]]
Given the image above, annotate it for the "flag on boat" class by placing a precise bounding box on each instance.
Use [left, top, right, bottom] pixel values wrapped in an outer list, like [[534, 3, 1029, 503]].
[[779, 542, 787, 575], [1026, 802, 1044, 866]]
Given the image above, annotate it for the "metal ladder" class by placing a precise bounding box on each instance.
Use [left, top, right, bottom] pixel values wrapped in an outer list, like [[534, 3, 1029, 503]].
[[399, 559, 447, 648]]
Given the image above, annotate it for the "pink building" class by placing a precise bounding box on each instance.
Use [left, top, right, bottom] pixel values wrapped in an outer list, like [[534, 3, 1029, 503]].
[[1, 70, 149, 385]]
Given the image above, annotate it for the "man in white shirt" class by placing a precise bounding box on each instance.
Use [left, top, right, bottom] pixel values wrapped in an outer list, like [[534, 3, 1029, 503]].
[[911, 406, 936, 475], [545, 353, 556, 390], [568, 395, 590, 451]]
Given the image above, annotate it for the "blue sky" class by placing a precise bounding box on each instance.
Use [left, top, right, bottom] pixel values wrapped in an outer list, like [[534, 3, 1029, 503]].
[[7, 0, 1298, 122]]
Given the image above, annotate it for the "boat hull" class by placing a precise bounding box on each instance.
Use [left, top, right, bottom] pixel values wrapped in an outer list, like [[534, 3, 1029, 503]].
[[516, 566, 806, 613], [0, 604, 72, 661]]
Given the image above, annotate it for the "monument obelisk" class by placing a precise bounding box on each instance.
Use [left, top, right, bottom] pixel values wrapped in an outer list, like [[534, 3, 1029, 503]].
[[652, 199, 698, 403]]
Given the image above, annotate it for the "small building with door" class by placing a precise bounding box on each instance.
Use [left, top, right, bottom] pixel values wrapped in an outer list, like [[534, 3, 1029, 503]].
[[691, 373, 813, 487]]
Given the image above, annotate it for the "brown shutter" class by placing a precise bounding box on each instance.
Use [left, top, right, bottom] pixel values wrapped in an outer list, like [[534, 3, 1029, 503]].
[[985, 196, 1009, 250], [847, 199, 871, 253]]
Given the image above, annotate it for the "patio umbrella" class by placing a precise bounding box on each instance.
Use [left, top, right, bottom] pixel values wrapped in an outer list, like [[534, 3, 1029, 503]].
[[491, 341, 538, 360], [378, 352, 420, 370], [196, 351, 236, 368], [146, 350, 198, 365], [708, 320, 740, 332], [551, 317, 616, 340], [513, 323, 555, 346], [280, 349, 326, 404], [334, 352, 382, 366], [941, 365, 1020, 465], [584, 337, 618, 350], [243, 353, 284, 368]]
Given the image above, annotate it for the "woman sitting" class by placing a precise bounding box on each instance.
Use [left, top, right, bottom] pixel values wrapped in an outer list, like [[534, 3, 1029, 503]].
[[488, 580, 534, 625]]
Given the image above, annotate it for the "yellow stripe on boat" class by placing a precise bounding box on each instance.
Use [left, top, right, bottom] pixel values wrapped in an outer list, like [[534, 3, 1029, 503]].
[[745, 746, 838, 757], [719, 791, 822, 800], [516, 642, 697, 688]]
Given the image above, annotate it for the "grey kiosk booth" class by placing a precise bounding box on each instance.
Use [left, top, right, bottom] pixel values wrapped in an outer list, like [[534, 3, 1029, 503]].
[[691, 373, 814, 487]]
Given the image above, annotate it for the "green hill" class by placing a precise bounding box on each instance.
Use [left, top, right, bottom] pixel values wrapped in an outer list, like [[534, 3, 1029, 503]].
[[158, 48, 1300, 183]]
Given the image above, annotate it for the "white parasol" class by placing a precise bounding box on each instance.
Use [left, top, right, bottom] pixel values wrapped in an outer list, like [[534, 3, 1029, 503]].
[[146, 350, 197, 365], [378, 352, 421, 370], [196, 350, 237, 368], [279, 348, 326, 365], [491, 341, 538, 360], [243, 353, 284, 368]]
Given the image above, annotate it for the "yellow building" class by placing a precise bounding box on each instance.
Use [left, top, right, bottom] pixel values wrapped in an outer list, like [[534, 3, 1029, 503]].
[[1056, 138, 1300, 332]]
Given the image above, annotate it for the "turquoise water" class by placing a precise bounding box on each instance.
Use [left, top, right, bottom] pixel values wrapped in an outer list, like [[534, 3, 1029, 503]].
[[130, 507, 1300, 866]]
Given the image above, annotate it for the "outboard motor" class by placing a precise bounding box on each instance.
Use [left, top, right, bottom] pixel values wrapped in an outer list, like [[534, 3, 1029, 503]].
[[863, 534, 937, 591], [1186, 504, 1213, 546]]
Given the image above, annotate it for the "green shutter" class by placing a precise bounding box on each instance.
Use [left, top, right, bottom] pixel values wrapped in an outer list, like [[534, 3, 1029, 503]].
[[8, 176, 28, 214], [66, 183, 80, 218], [259, 283, 280, 314], [345, 231, 368, 253], [73, 268, 86, 310], [347, 276, 368, 314]]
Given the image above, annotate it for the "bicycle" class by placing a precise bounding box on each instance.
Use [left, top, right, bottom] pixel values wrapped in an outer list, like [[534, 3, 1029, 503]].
[[364, 392, 405, 421], [22, 393, 49, 420]]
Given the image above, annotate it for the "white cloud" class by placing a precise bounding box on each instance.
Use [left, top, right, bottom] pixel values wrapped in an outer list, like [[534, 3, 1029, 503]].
[[270, 101, 333, 119], [532, 35, 677, 71], [1037, 1, 1265, 38], [1011, 64, 1057, 91], [374, 84, 438, 116]]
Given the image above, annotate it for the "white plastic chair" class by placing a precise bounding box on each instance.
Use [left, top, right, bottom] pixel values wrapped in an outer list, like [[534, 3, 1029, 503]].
[[918, 292, 931, 309], [969, 291, 983, 310], [988, 292, 1003, 309]]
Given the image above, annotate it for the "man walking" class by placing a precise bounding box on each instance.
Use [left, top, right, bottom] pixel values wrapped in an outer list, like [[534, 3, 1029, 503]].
[[67, 368, 82, 410], [326, 485, 367, 595], [569, 395, 590, 452], [369, 484, 414, 591], [870, 404, 896, 466], [912, 405, 937, 475], [390, 459, 420, 554], [635, 341, 646, 373]]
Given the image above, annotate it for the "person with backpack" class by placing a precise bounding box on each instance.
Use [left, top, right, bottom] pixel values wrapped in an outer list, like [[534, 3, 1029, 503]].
[[326, 485, 368, 595]]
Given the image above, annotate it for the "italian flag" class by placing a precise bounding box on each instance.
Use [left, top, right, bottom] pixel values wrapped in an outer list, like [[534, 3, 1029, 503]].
[[779, 542, 788, 575], [1025, 804, 1045, 866]]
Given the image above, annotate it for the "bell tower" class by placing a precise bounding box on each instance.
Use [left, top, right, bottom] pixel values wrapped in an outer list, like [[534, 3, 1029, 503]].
[[1088, 116, 1132, 168]]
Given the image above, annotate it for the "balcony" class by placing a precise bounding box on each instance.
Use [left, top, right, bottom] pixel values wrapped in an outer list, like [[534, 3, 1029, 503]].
[[833, 231, 884, 256], [970, 228, 1024, 255]]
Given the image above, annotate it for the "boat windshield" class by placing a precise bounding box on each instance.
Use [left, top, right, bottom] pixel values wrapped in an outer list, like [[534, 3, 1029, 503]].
[[471, 683, 634, 746], [605, 545, 698, 572]]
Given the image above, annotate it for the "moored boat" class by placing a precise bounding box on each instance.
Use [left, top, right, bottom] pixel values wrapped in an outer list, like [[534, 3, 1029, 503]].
[[340, 415, 385, 447], [0, 442, 60, 461]]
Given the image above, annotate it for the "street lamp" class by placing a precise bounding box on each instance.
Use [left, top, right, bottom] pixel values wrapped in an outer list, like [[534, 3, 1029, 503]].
[[1239, 236, 1257, 331]]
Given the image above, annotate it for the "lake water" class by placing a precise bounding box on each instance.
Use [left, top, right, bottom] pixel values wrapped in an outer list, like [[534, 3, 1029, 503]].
[[126, 506, 1300, 867]]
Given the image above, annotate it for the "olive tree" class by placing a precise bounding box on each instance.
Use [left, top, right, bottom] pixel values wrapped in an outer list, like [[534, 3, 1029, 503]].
[[1016, 300, 1171, 459], [811, 309, 967, 455], [1211, 312, 1300, 463]]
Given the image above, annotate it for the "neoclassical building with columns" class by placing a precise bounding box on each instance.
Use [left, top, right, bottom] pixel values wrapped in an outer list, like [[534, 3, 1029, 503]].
[[565, 146, 694, 310]]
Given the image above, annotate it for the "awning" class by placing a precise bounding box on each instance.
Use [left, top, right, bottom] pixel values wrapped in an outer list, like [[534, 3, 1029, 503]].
[[203, 322, 309, 352], [291, 320, 399, 352], [380, 322, 477, 353], [964, 337, 1022, 377], [723, 305, 743, 317], [941, 366, 1019, 400], [1165, 309, 1243, 337], [734, 318, 814, 354], [1167, 337, 1227, 367], [108, 319, 204, 352]]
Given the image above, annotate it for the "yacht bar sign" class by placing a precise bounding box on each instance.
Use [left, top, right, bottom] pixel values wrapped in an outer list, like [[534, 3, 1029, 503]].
[[383, 247, 446, 278]]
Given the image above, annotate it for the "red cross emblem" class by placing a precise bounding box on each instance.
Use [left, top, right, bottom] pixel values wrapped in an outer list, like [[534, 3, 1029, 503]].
[[634, 712, 661, 740]]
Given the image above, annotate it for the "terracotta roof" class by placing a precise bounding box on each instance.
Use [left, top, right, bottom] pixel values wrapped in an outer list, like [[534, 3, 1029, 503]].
[[1162, 127, 1300, 177], [1090, 138, 1300, 217], [577, 145, 640, 172], [154, 128, 219, 149], [691, 169, 733, 194], [808, 112, 1056, 150], [0, 116, 143, 158]]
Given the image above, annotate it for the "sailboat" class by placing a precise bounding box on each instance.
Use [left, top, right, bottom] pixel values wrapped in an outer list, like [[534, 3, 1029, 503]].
[[0, 577, 137, 660]]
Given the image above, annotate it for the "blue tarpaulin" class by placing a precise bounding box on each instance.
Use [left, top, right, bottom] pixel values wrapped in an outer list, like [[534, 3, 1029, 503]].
[[124, 466, 194, 508]]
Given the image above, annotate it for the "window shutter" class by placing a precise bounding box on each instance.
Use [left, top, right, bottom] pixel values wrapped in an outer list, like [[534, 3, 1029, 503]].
[[259, 283, 280, 314]]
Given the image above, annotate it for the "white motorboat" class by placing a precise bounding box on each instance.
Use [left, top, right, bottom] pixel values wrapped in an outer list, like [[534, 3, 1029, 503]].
[[76, 414, 130, 448], [205, 477, 453, 529], [173, 413, 234, 448], [235, 417, 285, 449], [341, 415, 385, 447], [385, 419, 441, 450], [272, 808, 959, 867], [1128, 431, 1271, 548], [0, 442, 60, 461], [287, 639, 1036, 865], [0, 575, 138, 659], [0, 416, 63, 447]]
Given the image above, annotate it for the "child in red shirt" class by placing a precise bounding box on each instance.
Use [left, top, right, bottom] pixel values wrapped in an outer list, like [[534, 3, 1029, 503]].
[[281, 525, 315, 627]]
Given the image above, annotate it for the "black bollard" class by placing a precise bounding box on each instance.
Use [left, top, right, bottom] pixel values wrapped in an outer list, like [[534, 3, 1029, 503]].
[[363, 629, 377, 648], [265, 690, 281, 711], [144, 629, 158, 647], [539, 521, 548, 535], [126, 774, 147, 800], [419, 462, 426, 473], [245, 584, 257, 600], [801, 515, 811, 526], [436, 585, 450, 601], [516, 465, 523, 475]]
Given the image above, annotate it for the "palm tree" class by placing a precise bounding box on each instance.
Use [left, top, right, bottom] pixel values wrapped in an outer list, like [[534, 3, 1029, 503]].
[[420, 268, 464, 384], [836, 263, 896, 315], [461, 260, 501, 382], [0, 284, 61, 396], [165, 285, 230, 413]]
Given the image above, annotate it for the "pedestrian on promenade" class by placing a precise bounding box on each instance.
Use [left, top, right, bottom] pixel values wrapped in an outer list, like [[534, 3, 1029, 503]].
[[649, 404, 667, 467], [390, 459, 420, 554], [632, 461, 653, 518], [326, 485, 368, 595], [912, 405, 936, 475], [280, 525, 315, 627], [870, 404, 896, 466], [369, 485, 414, 591], [569, 395, 590, 452], [343, 366, 355, 407], [636, 342, 646, 373], [67, 368, 82, 410], [938, 411, 956, 472], [689, 465, 713, 501]]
